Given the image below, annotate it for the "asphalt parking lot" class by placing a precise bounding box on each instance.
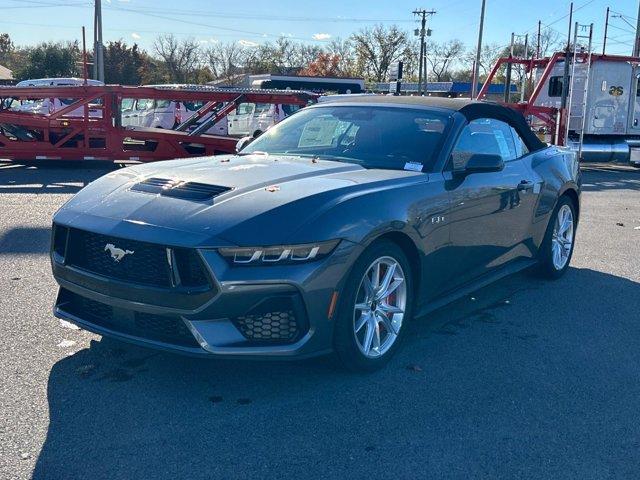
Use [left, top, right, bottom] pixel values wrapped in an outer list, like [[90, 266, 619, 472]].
[[0, 161, 639, 479]]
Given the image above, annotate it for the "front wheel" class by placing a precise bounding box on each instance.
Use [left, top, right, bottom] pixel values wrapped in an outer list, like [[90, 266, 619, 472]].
[[536, 196, 577, 279], [334, 240, 413, 371]]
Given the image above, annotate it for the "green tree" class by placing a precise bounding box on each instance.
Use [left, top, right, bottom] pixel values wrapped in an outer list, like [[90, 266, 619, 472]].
[[14, 41, 80, 80], [104, 40, 147, 85], [0, 33, 14, 66]]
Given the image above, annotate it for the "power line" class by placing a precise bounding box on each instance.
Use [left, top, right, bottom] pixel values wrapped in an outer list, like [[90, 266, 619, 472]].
[[102, 4, 414, 24], [106, 5, 332, 43]]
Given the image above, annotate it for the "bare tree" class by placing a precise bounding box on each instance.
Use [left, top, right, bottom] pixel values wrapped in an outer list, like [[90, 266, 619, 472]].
[[401, 38, 421, 81], [463, 42, 502, 81], [538, 27, 563, 58], [153, 34, 201, 83], [351, 25, 408, 81], [327, 38, 359, 77], [206, 41, 246, 81], [425, 39, 464, 82]]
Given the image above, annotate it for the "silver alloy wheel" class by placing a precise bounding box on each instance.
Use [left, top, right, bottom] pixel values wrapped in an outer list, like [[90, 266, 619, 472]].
[[551, 204, 574, 270], [353, 256, 407, 358]]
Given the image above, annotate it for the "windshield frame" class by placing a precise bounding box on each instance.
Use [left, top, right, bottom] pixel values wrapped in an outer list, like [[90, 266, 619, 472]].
[[241, 102, 454, 173]]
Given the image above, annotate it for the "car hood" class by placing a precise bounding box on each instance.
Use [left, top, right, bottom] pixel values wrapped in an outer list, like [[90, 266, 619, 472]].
[[55, 154, 425, 247]]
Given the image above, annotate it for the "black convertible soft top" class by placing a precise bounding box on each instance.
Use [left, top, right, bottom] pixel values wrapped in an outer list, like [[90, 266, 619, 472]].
[[328, 96, 546, 152]]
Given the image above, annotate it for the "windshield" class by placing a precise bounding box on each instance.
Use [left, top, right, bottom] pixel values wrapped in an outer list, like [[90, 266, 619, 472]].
[[242, 105, 449, 171]]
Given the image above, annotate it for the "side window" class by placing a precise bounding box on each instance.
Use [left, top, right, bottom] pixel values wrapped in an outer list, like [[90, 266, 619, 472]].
[[121, 98, 134, 111], [236, 103, 255, 115], [548, 76, 569, 97], [451, 118, 517, 169], [510, 126, 530, 158], [135, 99, 154, 111], [282, 104, 301, 116]]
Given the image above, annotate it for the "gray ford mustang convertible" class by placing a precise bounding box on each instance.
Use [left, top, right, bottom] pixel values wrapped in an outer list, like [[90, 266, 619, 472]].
[[51, 97, 580, 371]]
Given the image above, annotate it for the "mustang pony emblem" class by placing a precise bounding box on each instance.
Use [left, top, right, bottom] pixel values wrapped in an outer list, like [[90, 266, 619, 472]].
[[104, 243, 134, 262]]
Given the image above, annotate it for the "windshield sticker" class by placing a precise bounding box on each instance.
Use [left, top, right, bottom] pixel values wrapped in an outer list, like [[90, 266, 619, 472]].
[[404, 162, 423, 172], [298, 117, 339, 148]]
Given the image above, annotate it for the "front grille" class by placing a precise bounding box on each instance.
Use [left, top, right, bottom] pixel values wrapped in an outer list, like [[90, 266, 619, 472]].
[[58, 289, 199, 348], [232, 296, 306, 344], [131, 177, 232, 201], [60, 227, 210, 290], [66, 229, 172, 287]]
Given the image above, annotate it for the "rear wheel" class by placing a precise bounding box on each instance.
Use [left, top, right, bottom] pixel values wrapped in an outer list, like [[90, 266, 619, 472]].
[[536, 196, 577, 279], [334, 240, 413, 371]]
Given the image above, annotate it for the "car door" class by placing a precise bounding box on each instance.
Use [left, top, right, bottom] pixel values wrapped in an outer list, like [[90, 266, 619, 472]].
[[443, 118, 539, 287], [121, 98, 135, 126], [228, 102, 255, 136], [135, 99, 155, 127]]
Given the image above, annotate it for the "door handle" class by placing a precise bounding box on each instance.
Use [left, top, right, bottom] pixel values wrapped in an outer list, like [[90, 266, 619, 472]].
[[517, 180, 534, 191]]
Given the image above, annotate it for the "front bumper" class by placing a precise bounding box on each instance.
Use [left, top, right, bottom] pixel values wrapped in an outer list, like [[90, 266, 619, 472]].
[[51, 225, 360, 359]]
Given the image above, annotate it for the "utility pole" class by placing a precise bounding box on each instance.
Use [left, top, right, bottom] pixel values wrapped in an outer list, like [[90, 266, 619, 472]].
[[536, 20, 541, 59], [603, 7, 610, 54], [471, 0, 487, 99], [560, 2, 573, 112], [413, 9, 436, 95], [93, 0, 104, 82], [634, 1, 640, 56], [504, 32, 515, 103], [520, 33, 529, 102]]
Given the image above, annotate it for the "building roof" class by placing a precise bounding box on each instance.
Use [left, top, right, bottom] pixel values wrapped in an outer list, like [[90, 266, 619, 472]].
[[0, 64, 13, 81]]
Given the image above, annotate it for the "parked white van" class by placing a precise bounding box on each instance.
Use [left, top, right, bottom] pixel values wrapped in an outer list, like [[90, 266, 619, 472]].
[[121, 98, 227, 135], [227, 102, 301, 137], [14, 78, 104, 117]]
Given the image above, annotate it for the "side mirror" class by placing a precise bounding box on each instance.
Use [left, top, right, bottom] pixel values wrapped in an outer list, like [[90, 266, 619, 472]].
[[453, 153, 505, 176], [235, 136, 253, 153]]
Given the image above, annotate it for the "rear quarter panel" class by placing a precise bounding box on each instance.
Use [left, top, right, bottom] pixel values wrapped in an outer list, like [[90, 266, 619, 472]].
[[525, 145, 581, 246]]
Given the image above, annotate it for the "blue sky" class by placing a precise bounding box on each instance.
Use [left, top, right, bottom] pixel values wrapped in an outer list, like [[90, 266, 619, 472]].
[[1, 0, 639, 56]]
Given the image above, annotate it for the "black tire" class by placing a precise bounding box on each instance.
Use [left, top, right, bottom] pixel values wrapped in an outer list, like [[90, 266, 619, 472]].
[[535, 195, 577, 279], [333, 240, 413, 372]]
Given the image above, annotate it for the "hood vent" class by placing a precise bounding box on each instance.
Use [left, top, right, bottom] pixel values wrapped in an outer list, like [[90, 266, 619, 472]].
[[131, 177, 232, 201]]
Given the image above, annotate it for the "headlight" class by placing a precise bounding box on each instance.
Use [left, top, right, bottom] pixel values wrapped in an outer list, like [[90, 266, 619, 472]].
[[218, 239, 340, 265]]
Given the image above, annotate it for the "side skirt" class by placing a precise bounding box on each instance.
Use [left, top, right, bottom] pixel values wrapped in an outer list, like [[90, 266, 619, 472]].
[[414, 258, 537, 318]]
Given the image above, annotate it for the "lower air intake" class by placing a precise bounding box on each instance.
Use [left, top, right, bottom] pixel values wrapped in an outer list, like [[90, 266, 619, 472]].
[[231, 295, 307, 344]]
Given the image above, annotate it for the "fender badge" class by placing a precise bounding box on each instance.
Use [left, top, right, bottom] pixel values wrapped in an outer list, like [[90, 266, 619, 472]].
[[265, 185, 280, 192]]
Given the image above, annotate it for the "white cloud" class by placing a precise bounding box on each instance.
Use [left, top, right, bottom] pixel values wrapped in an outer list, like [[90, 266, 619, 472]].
[[238, 39, 259, 47], [131, 33, 141, 40], [312, 33, 331, 40]]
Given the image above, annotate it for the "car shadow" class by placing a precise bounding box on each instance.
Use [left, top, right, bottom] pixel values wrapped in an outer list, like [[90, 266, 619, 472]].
[[580, 163, 640, 192], [0, 226, 51, 254], [33, 267, 640, 479], [0, 162, 114, 195]]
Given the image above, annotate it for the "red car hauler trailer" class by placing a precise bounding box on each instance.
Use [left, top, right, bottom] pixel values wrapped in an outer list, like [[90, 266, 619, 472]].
[[0, 84, 317, 163], [477, 51, 640, 165]]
